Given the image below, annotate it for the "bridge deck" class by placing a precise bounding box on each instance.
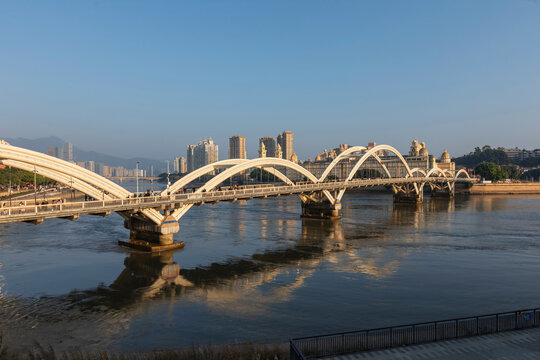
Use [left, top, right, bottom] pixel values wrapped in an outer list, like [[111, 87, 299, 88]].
[[0, 177, 470, 224]]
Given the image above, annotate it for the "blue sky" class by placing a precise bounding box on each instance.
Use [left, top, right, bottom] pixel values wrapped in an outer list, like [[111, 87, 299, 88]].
[[1, 0, 539, 160]]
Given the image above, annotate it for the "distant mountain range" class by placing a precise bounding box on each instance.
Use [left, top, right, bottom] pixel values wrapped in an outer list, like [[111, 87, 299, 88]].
[[4, 136, 167, 174]]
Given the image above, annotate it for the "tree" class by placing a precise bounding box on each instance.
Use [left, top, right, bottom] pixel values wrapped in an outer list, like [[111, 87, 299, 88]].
[[249, 168, 274, 182], [354, 169, 382, 179], [0, 167, 54, 187], [521, 169, 540, 181], [518, 157, 540, 168], [475, 162, 506, 181], [501, 165, 520, 180], [454, 146, 511, 168]]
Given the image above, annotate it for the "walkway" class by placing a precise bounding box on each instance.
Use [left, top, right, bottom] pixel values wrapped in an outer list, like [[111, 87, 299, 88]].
[[326, 327, 540, 360]]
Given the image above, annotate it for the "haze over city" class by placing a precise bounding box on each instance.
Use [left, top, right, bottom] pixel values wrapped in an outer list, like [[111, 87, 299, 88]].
[[1, 0, 540, 160]]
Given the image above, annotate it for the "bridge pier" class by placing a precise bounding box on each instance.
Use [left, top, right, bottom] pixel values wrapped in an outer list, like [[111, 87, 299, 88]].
[[393, 190, 423, 204], [120, 215, 184, 252], [430, 187, 454, 198], [301, 199, 342, 220]]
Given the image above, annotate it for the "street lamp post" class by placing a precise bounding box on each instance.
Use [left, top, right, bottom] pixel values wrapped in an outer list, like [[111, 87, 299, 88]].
[[33, 166, 37, 205], [9, 165, 12, 208], [166, 160, 170, 191], [136, 161, 140, 196]]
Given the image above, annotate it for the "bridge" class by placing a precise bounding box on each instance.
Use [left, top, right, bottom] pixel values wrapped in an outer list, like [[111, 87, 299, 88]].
[[0, 141, 473, 251], [106, 176, 160, 181]]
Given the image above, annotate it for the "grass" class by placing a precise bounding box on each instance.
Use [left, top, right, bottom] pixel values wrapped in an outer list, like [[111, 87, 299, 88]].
[[0, 336, 289, 360]]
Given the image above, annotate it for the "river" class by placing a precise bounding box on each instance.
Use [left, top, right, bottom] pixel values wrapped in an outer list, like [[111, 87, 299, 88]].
[[0, 179, 539, 353]]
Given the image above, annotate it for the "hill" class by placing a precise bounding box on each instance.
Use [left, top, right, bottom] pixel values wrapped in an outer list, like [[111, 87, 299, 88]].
[[4, 136, 167, 173]]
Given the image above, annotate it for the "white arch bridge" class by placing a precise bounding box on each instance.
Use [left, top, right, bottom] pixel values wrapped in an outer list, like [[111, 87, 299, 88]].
[[0, 142, 473, 251]]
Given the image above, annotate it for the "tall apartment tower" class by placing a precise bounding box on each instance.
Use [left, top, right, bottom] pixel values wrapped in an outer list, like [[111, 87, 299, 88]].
[[62, 142, 73, 162], [187, 145, 196, 173], [277, 131, 293, 161], [187, 139, 219, 172], [46, 147, 58, 158], [259, 137, 276, 157], [229, 135, 246, 159], [174, 156, 187, 174]]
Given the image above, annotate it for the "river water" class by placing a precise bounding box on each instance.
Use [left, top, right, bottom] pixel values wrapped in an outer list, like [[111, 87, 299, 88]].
[[0, 180, 539, 353]]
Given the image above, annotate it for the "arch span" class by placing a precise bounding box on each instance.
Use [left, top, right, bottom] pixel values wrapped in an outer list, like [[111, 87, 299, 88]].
[[164, 159, 295, 196], [408, 168, 428, 177], [318, 146, 366, 182], [169, 157, 333, 221], [1, 159, 114, 201], [334, 145, 418, 202], [0, 144, 164, 224], [455, 169, 471, 179]]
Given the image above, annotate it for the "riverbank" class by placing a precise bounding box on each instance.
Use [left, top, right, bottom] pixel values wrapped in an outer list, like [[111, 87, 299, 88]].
[[0, 338, 288, 360], [469, 182, 540, 195]]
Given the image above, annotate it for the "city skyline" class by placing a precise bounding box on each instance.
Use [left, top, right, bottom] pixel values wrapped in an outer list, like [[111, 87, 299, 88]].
[[1, 1, 539, 159]]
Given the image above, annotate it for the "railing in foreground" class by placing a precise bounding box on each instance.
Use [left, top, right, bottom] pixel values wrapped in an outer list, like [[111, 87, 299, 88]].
[[290, 308, 540, 359]]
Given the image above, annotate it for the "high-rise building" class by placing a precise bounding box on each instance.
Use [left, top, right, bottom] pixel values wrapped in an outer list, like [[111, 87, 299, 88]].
[[187, 139, 219, 172], [277, 131, 294, 161], [229, 135, 246, 159], [173, 156, 187, 174], [187, 145, 196, 173], [62, 142, 73, 162], [95, 162, 104, 176], [259, 137, 276, 157], [84, 161, 95, 172], [46, 147, 58, 158]]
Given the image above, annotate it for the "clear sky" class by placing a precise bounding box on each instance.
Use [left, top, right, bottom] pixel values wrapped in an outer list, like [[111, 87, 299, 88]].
[[1, 0, 539, 160]]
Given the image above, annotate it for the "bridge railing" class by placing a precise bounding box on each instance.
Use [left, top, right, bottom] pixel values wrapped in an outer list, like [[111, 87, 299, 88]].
[[0, 177, 461, 218], [290, 308, 540, 359]]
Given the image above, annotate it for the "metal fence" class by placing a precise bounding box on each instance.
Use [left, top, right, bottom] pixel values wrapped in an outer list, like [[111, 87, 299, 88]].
[[290, 308, 540, 359]]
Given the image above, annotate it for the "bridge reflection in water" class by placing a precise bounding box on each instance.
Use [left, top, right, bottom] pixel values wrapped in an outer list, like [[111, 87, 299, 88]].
[[0, 197, 461, 352]]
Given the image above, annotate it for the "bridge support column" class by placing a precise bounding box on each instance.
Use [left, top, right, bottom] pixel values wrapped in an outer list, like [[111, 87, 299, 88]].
[[120, 215, 184, 252], [431, 187, 454, 198], [301, 200, 342, 220], [393, 190, 423, 204]]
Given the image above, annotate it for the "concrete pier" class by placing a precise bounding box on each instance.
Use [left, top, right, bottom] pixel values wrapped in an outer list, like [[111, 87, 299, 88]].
[[393, 191, 423, 204], [430, 187, 454, 198], [301, 200, 342, 219], [121, 215, 183, 252]]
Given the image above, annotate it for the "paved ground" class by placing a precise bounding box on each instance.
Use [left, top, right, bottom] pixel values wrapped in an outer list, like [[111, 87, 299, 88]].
[[326, 327, 540, 360]]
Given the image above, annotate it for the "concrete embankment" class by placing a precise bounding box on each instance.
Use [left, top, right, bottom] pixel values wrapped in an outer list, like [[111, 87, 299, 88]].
[[470, 183, 540, 195]]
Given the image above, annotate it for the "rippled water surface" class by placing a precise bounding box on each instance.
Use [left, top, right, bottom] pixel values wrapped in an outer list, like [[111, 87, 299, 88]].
[[1, 182, 540, 352]]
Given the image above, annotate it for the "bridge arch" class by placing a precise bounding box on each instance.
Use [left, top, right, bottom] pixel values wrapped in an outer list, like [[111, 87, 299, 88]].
[[408, 168, 428, 177], [0, 144, 164, 224], [318, 146, 366, 182], [169, 157, 330, 221], [454, 169, 471, 179], [334, 145, 418, 202], [1, 159, 114, 201], [164, 159, 296, 196]]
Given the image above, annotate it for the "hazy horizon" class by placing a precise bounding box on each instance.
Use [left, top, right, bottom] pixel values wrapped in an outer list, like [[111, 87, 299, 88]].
[[1, 0, 539, 160]]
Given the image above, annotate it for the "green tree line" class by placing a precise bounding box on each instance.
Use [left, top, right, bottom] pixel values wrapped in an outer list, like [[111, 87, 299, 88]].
[[0, 167, 54, 187], [454, 146, 512, 168]]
